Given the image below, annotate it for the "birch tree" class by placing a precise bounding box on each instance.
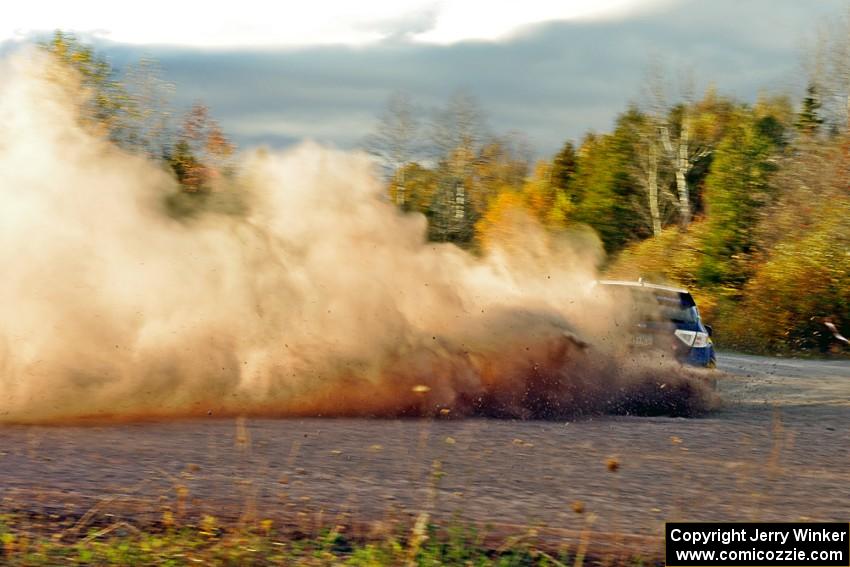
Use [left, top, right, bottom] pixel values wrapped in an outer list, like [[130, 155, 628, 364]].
[[364, 92, 421, 205], [427, 91, 488, 244], [620, 107, 666, 237], [430, 90, 487, 169], [804, 10, 850, 130], [639, 127, 663, 236], [636, 64, 683, 231], [642, 64, 726, 230], [658, 106, 711, 229]]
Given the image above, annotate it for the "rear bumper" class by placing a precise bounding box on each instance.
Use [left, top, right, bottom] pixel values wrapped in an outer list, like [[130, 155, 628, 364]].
[[681, 345, 715, 367]]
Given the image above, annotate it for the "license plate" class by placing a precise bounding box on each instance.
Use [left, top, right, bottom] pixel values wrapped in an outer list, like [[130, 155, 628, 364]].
[[631, 333, 653, 347]]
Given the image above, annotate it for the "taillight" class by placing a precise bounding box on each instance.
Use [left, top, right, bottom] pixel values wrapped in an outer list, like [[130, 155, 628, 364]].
[[674, 329, 710, 348], [693, 332, 710, 348]]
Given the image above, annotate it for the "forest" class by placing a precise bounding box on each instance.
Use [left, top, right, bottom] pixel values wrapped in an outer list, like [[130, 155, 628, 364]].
[[41, 30, 850, 354]]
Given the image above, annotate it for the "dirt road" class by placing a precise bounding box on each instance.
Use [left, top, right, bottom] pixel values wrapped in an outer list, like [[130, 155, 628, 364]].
[[1, 352, 848, 544]]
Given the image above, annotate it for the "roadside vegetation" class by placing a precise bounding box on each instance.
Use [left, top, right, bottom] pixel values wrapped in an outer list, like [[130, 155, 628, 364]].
[[0, 512, 653, 566], [368, 82, 849, 355], [37, 28, 850, 355]]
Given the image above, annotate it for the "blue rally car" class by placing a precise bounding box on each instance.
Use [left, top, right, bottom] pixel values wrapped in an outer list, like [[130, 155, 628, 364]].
[[596, 279, 717, 368]]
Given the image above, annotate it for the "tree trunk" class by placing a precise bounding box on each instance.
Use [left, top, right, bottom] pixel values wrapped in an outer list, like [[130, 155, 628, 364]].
[[396, 166, 406, 206], [674, 116, 692, 229], [648, 139, 662, 236], [846, 93, 850, 130]]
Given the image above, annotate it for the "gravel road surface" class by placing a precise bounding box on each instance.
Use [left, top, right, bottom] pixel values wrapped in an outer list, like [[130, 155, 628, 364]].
[[2, 352, 848, 548]]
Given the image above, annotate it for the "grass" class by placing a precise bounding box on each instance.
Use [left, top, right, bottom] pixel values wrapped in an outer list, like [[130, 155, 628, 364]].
[[0, 512, 657, 566], [0, 416, 677, 566]]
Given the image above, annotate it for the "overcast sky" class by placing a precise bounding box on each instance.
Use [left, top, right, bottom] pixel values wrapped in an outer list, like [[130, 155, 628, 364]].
[[4, 0, 847, 156]]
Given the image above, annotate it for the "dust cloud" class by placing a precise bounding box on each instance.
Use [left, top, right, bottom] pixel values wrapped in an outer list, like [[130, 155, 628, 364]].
[[0, 51, 715, 423]]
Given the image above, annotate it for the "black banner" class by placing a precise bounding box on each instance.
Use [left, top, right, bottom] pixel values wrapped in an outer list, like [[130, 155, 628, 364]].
[[666, 522, 850, 566]]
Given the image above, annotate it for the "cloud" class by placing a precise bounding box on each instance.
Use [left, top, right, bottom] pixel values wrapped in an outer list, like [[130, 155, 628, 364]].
[[4, 0, 666, 48], [409, 0, 672, 44], [4, 0, 845, 155]]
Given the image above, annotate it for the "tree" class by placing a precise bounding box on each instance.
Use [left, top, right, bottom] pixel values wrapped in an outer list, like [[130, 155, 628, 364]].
[[370, 91, 531, 248], [550, 141, 583, 224], [698, 109, 781, 286], [168, 103, 235, 193], [658, 108, 702, 229], [640, 63, 731, 229], [42, 31, 176, 160], [471, 133, 531, 212], [796, 82, 824, 135], [427, 172, 478, 244], [617, 107, 671, 237], [804, 9, 850, 130], [656, 91, 735, 230], [364, 92, 421, 205], [387, 163, 438, 214], [41, 31, 136, 148], [474, 160, 572, 252], [551, 141, 578, 200], [640, 125, 663, 237], [521, 160, 573, 228], [429, 90, 487, 167], [570, 118, 649, 253], [732, 137, 850, 351], [474, 190, 529, 253], [41, 30, 240, 219], [424, 91, 490, 246], [122, 57, 175, 160]]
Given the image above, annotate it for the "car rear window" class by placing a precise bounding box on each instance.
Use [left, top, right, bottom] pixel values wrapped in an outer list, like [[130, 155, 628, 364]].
[[652, 291, 698, 323], [601, 285, 699, 324]]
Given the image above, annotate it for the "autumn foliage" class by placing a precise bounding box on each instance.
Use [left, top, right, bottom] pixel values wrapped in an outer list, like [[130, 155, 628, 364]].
[[39, 30, 850, 354]]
